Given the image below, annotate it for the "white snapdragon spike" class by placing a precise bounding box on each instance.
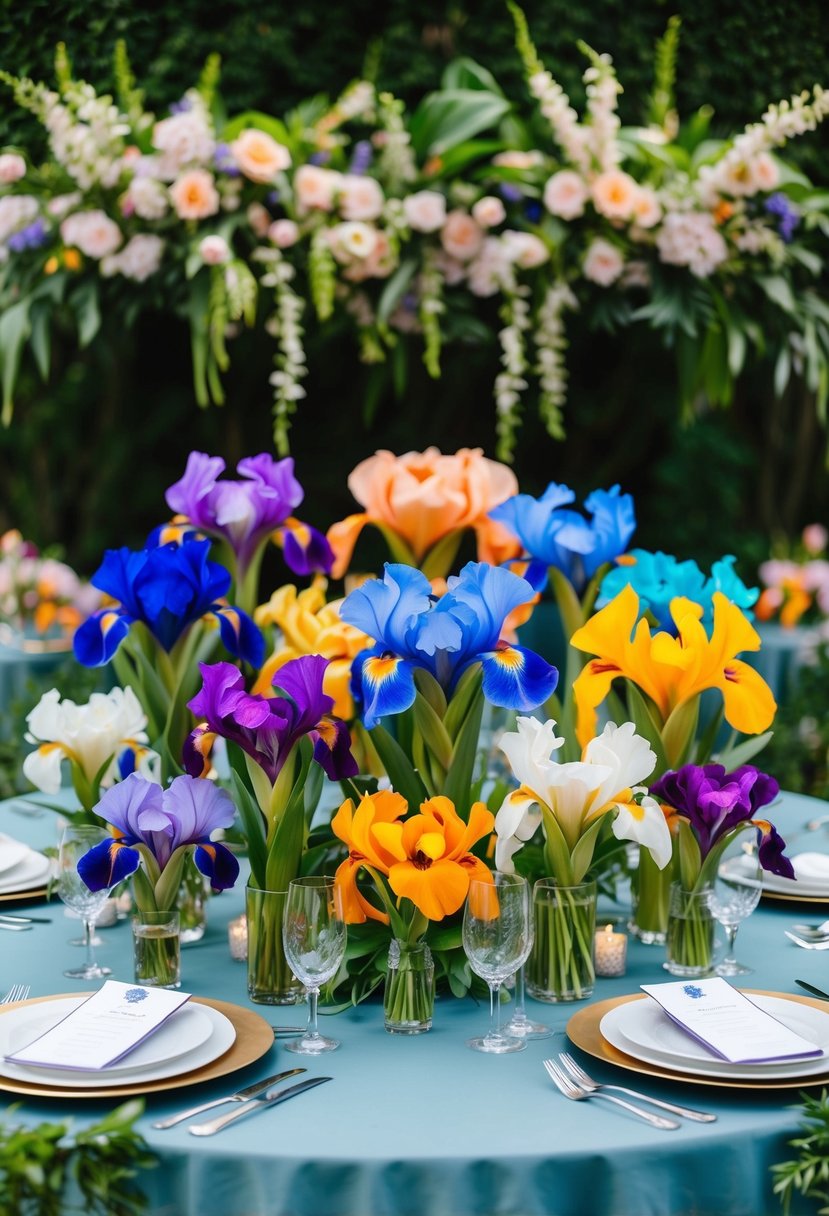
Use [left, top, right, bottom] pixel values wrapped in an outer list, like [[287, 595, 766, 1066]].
[[611, 792, 672, 869], [23, 686, 155, 794]]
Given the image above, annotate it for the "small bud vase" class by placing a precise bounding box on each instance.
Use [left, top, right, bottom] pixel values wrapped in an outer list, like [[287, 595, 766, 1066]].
[[384, 939, 435, 1034], [664, 883, 716, 977], [246, 885, 303, 1005], [527, 878, 597, 1002]]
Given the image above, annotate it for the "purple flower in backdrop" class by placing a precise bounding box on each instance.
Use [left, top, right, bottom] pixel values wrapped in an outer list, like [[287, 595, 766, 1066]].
[[213, 142, 240, 176], [169, 97, 193, 114], [77, 773, 240, 891], [185, 655, 357, 784], [764, 192, 800, 242], [349, 140, 373, 175], [309, 150, 331, 166], [8, 218, 48, 252], [499, 183, 524, 203], [650, 762, 792, 877], [165, 451, 333, 582], [524, 201, 543, 223]]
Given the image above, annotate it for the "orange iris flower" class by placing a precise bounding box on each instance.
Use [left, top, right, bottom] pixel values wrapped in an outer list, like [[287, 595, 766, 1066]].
[[570, 585, 777, 748], [332, 791, 494, 924]]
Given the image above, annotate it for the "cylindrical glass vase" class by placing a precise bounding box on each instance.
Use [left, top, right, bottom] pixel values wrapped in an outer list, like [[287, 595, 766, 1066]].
[[246, 885, 303, 1005], [664, 883, 715, 977], [527, 878, 597, 1003], [178, 868, 209, 946], [629, 846, 670, 945], [131, 909, 181, 989], [384, 939, 435, 1034]]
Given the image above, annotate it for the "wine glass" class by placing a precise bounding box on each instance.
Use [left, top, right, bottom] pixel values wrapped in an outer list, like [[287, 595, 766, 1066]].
[[56, 825, 113, 980], [463, 872, 532, 1053], [501, 964, 553, 1039], [710, 836, 763, 976], [282, 876, 346, 1054]]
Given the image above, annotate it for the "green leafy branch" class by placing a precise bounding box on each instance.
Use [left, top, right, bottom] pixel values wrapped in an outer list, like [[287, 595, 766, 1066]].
[[772, 1090, 829, 1214]]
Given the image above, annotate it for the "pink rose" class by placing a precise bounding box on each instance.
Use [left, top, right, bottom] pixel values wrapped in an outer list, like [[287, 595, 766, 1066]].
[[591, 170, 638, 221], [472, 196, 506, 228], [583, 238, 624, 286], [199, 234, 231, 265], [440, 210, 484, 261], [338, 174, 384, 221], [543, 171, 588, 220], [0, 153, 26, 184], [502, 230, 549, 269], [294, 165, 341, 213], [269, 219, 300, 248], [402, 190, 446, 234], [60, 210, 122, 259], [231, 129, 291, 183], [169, 169, 220, 220], [802, 524, 828, 557]]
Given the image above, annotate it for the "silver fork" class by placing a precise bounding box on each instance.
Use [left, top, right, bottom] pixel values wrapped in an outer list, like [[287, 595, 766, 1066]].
[[559, 1052, 716, 1122], [543, 1059, 679, 1130], [1, 984, 30, 1004], [784, 931, 829, 951]]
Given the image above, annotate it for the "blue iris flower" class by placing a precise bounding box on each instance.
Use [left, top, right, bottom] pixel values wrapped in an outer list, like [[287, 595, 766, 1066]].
[[74, 538, 264, 668], [489, 483, 636, 593], [340, 562, 558, 729], [597, 550, 758, 633]]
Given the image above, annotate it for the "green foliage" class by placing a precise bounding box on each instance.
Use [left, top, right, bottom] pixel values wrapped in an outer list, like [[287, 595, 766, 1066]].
[[0, 1100, 154, 1216], [763, 642, 829, 801], [772, 1090, 829, 1214]]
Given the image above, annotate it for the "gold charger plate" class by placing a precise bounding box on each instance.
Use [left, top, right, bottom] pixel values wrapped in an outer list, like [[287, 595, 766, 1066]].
[[0, 993, 274, 1099], [567, 989, 829, 1090], [760, 888, 829, 905], [0, 885, 49, 904]]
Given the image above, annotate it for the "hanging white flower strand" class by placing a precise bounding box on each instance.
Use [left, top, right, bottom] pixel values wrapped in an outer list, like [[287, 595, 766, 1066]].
[[534, 281, 578, 442], [259, 248, 308, 455]]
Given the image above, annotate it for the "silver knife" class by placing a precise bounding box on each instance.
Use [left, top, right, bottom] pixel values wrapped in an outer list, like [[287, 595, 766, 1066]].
[[151, 1067, 306, 1129], [189, 1075, 332, 1136], [0, 920, 31, 931]]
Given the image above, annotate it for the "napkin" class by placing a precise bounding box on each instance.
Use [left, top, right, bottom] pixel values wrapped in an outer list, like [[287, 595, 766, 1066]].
[[792, 853, 829, 883]]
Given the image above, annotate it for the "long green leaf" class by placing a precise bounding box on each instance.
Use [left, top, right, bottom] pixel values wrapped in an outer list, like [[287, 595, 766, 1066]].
[[420, 530, 464, 581], [443, 693, 484, 817], [409, 89, 511, 157], [0, 296, 30, 424], [230, 768, 267, 889], [625, 681, 668, 775], [412, 694, 453, 770], [570, 816, 605, 884], [661, 696, 700, 769], [715, 730, 774, 768], [368, 724, 427, 807], [444, 666, 483, 738]]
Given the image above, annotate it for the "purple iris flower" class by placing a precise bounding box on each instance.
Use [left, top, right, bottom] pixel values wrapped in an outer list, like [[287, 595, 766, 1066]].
[[499, 183, 524, 203], [73, 538, 264, 667], [213, 142, 240, 176], [309, 150, 331, 166], [341, 561, 558, 728], [165, 451, 333, 581], [169, 97, 193, 114], [490, 482, 636, 594], [186, 655, 358, 785], [77, 773, 240, 891], [650, 763, 792, 877]]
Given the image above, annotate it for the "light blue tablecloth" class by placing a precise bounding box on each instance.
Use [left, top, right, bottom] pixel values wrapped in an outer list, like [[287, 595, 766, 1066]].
[[2, 791, 828, 1216]]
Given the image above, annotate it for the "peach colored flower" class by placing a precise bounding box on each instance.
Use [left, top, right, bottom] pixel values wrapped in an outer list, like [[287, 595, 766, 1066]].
[[502, 230, 549, 269], [342, 230, 396, 281], [631, 186, 662, 229], [583, 238, 624, 286], [60, 210, 122, 259], [403, 190, 447, 233], [231, 129, 291, 183], [326, 447, 521, 579], [751, 152, 780, 193], [543, 171, 588, 220], [294, 164, 341, 212], [169, 169, 220, 220], [472, 196, 506, 228], [440, 210, 484, 261], [492, 151, 542, 169], [591, 169, 638, 221], [247, 203, 272, 237], [338, 174, 384, 221]]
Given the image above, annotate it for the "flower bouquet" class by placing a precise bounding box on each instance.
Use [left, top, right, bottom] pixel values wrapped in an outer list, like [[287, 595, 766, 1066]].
[[332, 789, 494, 1029], [494, 716, 670, 1000], [650, 762, 793, 975], [0, 529, 98, 650], [185, 653, 358, 1003]]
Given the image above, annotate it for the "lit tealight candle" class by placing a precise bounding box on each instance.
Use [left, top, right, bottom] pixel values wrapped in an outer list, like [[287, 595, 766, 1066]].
[[228, 914, 248, 961], [594, 922, 627, 977]]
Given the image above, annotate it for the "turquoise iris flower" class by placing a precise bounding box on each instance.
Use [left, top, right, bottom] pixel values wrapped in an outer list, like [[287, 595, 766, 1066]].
[[341, 562, 558, 729], [597, 550, 758, 634]]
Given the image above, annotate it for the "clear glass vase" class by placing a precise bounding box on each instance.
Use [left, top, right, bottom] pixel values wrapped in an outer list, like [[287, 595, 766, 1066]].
[[527, 878, 597, 1002], [246, 885, 303, 1005], [629, 846, 670, 945], [384, 939, 435, 1034], [664, 883, 716, 977], [177, 868, 209, 945]]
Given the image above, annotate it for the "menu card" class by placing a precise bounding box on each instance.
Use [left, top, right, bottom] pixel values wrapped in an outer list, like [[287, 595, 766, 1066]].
[[640, 978, 824, 1064], [6, 980, 191, 1071]]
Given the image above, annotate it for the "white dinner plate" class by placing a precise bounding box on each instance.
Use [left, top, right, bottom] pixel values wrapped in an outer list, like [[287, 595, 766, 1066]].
[[0, 849, 51, 893], [601, 995, 829, 1081], [0, 998, 235, 1088], [725, 852, 829, 900], [0, 838, 29, 876]]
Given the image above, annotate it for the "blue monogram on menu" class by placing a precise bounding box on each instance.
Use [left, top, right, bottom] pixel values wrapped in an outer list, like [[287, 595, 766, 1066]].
[[683, 984, 704, 999], [125, 987, 149, 1004]]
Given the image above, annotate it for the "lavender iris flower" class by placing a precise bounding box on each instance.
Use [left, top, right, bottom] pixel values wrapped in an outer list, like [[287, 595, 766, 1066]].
[[651, 763, 792, 877], [186, 655, 358, 785], [499, 183, 523, 203], [213, 142, 240, 176], [764, 193, 800, 242], [349, 140, 373, 175], [77, 773, 240, 891], [8, 218, 48, 252], [165, 451, 333, 580]]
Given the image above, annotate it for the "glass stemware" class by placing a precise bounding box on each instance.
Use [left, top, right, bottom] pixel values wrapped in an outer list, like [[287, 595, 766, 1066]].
[[282, 876, 346, 1054], [463, 872, 532, 1054], [501, 964, 553, 1039], [710, 837, 763, 976], [56, 825, 113, 980]]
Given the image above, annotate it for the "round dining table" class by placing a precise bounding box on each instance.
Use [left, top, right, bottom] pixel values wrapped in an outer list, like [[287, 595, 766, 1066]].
[[1, 788, 827, 1216]]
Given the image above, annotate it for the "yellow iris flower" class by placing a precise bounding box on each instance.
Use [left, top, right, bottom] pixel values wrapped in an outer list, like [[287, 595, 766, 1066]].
[[570, 585, 776, 748]]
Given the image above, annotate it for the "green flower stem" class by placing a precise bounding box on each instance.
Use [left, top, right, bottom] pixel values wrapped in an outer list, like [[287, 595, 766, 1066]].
[[666, 886, 715, 972], [528, 883, 596, 1001], [246, 886, 301, 1003], [384, 939, 434, 1030], [632, 846, 670, 936]]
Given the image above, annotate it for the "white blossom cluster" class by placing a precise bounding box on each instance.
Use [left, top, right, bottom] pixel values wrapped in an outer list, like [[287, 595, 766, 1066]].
[[495, 289, 531, 460], [260, 250, 308, 454], [583, 53, 623, 172], [528, 71, 591, 174], [534, 282, 578, 440], [43, 82, 129, 190]]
